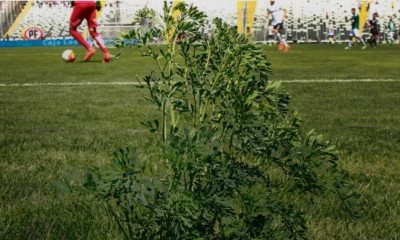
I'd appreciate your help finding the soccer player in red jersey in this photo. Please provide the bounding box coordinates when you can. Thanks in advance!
[69,0,111,63]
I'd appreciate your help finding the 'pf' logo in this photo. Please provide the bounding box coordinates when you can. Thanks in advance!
[22,26,45,40]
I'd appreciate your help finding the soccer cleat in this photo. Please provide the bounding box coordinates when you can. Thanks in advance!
[278,42,285,51]
[83,47,96,62]
[103,52,112,63]
[283,45,290,52]
[344,47,351,50]
[362,45,367,50]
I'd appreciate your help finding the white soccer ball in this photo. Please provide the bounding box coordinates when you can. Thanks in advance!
[62,49,76,62]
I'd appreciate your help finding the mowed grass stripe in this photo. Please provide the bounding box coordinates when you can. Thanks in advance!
[1,44,400,84]
[1,78,400,87]
[0,82,139,87]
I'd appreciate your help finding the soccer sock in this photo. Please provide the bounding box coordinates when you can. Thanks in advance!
[90,30,109,54]
[276,33,288,47]
[70,28,91,50]
[281,38,288,47]
[359,38,366,46]
[276,32,282,42]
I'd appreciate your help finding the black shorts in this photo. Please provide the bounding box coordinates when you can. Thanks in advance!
[273,23,284,31]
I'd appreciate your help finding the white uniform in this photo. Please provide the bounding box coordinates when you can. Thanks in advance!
[267,3,284,26]
[266,1,289,50]
[328,25,334,37]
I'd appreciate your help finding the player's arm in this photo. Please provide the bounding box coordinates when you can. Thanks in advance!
[281,8,287,22]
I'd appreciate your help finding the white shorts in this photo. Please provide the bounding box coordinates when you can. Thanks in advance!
[352,29,362,38]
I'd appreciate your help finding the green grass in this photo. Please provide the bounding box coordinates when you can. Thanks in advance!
[286,81,400,239]
[1,44,400,239]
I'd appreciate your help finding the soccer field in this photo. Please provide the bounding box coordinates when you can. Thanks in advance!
[1,44,400,239]
[1,44,400,84]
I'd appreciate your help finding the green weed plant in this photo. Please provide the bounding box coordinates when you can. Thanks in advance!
[60,2,360,239]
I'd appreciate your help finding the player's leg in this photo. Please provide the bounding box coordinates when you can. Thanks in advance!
[352,29,366,49]
[87,9,111,62]
[275,24,289,52]
[88,27,111,62]
[274,29,284,50]
[329,36,334,44]
[371,35,376,47]
[359,36,367,49]
[345,32,353,49]
[368,34,374,47]
[388,32,394,44]
[354,29,366,49]
[373,33,379,47]
[69,5,93,52]
[282,34,290,52]
[273,25,285,51]
[279,23,290,52]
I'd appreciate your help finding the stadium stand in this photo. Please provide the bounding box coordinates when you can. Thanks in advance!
[0,1,27,40]
[1,0,399,43]
[3,1,71,40]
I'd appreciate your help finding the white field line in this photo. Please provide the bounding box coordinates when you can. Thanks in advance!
[279,79,400,83]
[1,79,400,87]
[0,82,139,87]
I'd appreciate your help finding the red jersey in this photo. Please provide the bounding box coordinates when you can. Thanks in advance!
[74,0,96,3]
[70,1,98,28]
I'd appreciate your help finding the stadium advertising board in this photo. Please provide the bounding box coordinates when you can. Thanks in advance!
[0,38,80,48]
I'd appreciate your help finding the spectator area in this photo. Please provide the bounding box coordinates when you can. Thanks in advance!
[2,0,400,43]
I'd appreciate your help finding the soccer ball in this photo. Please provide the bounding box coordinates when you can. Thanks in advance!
[62,49,76,62]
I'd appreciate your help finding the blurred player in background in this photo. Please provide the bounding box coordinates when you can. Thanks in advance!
[345,8,367,50]
[368,12,380,48]
[266,0,290,52]
[69,0,111,63]
[387,16,395,44]
[267,25,275,46]
[327,23,335,44]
